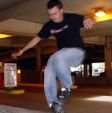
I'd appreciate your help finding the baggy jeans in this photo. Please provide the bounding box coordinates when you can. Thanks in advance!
[44,48,85,106]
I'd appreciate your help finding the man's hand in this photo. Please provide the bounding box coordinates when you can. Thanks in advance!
[83,17,95,29]
[12,50,23,59]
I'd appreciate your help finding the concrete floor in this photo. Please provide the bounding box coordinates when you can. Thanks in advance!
[0,85,112,113]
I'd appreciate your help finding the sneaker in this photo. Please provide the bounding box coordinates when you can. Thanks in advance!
[50,101,64,113]
[58,88,71,102]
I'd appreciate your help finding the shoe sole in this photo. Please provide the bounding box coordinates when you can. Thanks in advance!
[54,108,64,113]
[52,105,64,113]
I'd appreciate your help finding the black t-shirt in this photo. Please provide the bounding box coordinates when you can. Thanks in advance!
[37,13,84,49]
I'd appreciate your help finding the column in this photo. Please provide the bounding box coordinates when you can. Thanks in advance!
[104,36,112,80]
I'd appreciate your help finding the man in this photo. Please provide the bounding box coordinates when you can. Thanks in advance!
[12,0,95,113]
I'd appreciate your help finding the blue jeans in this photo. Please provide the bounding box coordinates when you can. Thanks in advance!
[44,48,85,106]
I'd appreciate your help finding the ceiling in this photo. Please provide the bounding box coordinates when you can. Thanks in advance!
[0,0,112,36]
[0,0,112,67]
[0,0,112,23]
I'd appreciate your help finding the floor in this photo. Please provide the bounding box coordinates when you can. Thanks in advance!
[0,84,112,113]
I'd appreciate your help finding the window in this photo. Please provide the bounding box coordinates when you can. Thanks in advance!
[92,62,105,76]
[70,65,84,76]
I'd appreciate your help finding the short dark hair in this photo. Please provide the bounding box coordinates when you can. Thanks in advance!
[47,0,63,9]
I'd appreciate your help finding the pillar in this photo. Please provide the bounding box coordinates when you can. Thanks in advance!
[104,36,112,80]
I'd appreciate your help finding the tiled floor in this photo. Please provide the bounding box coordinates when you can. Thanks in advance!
[0,85,112,113]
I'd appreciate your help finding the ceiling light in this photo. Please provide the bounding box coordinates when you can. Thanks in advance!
[17,69,21,74]
[95,8,106,17]
[95,10,106,17]
[93,8,112,22]
[0,33,12,38]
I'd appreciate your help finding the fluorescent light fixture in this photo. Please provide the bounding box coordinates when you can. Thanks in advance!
[0,33,12,38]
[95,14,112,22]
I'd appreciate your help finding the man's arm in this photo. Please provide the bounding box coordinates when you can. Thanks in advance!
[12,36,42,59]
[83,16,95,29]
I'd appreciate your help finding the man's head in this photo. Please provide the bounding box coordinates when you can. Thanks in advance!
[47,0,64,23]
[47,0,63,9]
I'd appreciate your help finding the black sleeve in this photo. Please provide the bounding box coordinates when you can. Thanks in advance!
[72,14,84,28]
[37,22,51,39]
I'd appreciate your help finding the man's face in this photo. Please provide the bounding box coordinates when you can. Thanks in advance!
[48,6,64,23]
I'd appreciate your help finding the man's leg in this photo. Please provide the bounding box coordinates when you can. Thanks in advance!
[44,56,59,106]
[53,48,85,101]
[44,54,64,113]
[44,48,85,112]
[54,48,85,88]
